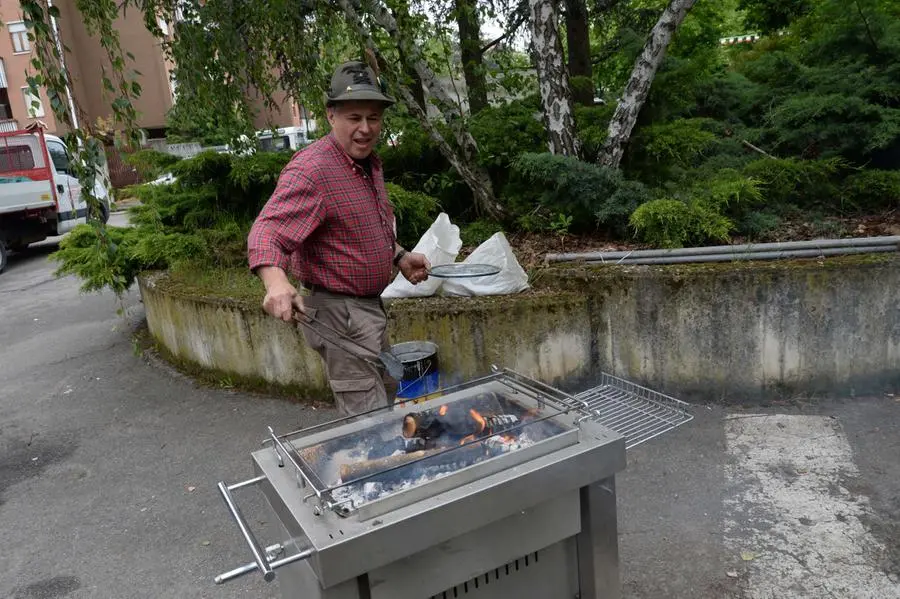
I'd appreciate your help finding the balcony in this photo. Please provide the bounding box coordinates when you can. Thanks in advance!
[0,119,20,133]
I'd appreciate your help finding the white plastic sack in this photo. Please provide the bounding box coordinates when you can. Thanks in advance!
[381,212,462,298]
[441,232,530,297]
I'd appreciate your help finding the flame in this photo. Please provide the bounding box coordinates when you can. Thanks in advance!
[438,405,448,416]
[469,409,487,434]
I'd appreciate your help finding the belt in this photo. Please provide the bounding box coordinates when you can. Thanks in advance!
[305,283,381,300]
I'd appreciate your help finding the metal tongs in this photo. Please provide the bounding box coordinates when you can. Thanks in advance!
[293,310,405,379]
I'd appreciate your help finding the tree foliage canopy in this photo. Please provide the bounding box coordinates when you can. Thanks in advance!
[20,0,900,297]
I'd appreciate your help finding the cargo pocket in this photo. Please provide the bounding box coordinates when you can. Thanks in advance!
[329,376,384,416]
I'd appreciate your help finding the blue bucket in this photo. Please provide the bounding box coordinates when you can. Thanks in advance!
[392,341,440,400]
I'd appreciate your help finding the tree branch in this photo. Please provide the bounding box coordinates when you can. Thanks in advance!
[854,0,879,54]
[479,0,529,54]
[333,0,504,218]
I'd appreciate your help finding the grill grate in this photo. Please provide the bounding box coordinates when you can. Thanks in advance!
[575,373,693,449]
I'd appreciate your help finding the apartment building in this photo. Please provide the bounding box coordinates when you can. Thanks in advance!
[0,0,304,141]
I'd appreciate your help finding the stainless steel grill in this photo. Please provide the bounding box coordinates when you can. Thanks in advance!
[213,367,692,599]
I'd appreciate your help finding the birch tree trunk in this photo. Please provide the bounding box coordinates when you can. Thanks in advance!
[598,0,697,169]
[529,0,580,156]
[336,0,504,219]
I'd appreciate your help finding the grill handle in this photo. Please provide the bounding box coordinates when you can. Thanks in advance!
[215,477,316,584]
[217,479,276,582]
[215,545,314,585]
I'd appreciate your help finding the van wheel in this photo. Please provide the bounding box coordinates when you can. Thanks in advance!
[99,201,110,224]
[89,202,110,224]
[0,241,7,274]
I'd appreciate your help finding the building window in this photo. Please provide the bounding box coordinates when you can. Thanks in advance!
[7,22,30,54]
[0,88,12,121]
[22,87,44,118]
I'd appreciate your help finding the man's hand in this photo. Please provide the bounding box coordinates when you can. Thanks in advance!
[258,266,304,322]
[399,252,431,285]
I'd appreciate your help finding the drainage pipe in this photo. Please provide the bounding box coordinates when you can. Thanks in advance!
[582,245,896,266]
[545,236,900,263]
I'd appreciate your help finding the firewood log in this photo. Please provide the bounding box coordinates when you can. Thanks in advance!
[402,392,510,440]
[339,449,441,482]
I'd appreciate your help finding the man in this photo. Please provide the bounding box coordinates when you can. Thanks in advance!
[247,60,431,416]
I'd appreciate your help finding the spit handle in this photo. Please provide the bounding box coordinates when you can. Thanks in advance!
[217,480,276,583]
[215,546,314,585]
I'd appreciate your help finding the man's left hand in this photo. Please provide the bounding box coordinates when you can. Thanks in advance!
[399,252,431,285]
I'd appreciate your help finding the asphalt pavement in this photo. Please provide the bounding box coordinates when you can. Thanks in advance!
[1,221,897,599]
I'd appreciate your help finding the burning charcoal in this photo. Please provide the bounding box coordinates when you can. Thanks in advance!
[482,435,522,455]
[403,437,427,452]
[363,482,383,501]
[366,437,406,460]
[484,414,519,432]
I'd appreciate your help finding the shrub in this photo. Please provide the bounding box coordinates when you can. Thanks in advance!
[627,118,718,183]
[569,76,595,105]
[574,104,615,161]
[461,220,504,246]
[51,225,142,294]
[741,157,845,209]
[169,150,233,189]
[841,169,900,212]
[630,168,764,247]
[385,183,440,248]
[124,149,182,181]
[691,71,766,124]
[468,97,547,171]
[736,210,783,240]
[630,199,733,248]
[51,149,293,294]
[50,224,208,293]
[506,153,652,234]
[765,93,894,162]
[379,125,447,193]
[229,151,292,192]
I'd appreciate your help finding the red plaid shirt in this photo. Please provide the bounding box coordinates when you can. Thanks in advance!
[248,133,397,297]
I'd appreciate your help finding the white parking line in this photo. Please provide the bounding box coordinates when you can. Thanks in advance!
[724,414,896,598]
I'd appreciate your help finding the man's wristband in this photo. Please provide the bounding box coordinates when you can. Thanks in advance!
[393,249,408,267]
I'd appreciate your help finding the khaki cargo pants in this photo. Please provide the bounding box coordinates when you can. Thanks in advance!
[300,289,398,416]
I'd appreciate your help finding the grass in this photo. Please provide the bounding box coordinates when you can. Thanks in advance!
[162,263,265,306]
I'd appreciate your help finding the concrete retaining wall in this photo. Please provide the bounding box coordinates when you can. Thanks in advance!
[139,272,591,399]
[140,254,900,403]
[539,254,900,401]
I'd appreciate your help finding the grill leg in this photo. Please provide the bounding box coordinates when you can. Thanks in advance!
[576,476,621,599]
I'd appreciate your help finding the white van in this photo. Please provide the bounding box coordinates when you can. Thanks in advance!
[0,125,110,272]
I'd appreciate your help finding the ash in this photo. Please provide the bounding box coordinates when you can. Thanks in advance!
[330,430,538,509]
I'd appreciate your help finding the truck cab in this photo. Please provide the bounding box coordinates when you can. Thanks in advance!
[0,126,110,272]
